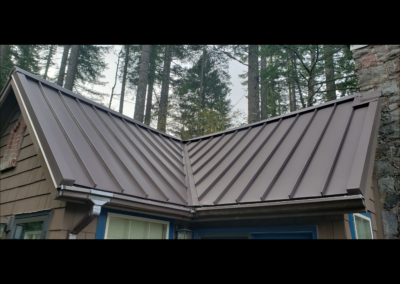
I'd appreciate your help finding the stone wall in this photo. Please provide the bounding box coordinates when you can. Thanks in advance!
[352,45,400,239]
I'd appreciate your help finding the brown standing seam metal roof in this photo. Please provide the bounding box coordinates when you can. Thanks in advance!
[1,67,381,209]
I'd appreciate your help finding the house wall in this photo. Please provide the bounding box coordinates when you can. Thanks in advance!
[190,214,349,239]
[0,101,67,239]
[343,173,383,239]
[352,45,400,239]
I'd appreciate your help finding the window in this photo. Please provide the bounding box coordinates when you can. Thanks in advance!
[105,213,169,239]
[9,211,51,239]
[353,213,373,239]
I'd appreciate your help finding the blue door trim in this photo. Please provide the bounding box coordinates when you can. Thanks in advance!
[348,212,371,239]
[95,208,175,239]
[194,225,318,239]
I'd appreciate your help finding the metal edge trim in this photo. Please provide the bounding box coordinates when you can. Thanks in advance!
[11,75,58,188]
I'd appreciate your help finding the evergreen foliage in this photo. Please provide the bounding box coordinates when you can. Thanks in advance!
[169,51,232,140]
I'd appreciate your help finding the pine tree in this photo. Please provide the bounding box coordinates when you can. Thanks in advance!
[57,45,71,87]
[157,45,173,132]
[134,45,151,122]
[170,50,232,139]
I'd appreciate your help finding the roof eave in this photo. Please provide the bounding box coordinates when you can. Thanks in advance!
[192,195,366,221]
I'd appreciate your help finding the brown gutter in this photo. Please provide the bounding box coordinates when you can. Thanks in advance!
[56,186,194,220]
[192,195,366,221]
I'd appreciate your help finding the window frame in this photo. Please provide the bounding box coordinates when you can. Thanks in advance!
[353,213,374,239]
[104,212,170,239]
[9,210,51,239]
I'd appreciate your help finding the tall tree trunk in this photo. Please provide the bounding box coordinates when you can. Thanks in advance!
[291,81,296,112]
[145,46,157,126]
[157,45,173,132]
[109,47,122,108]
[43,45,55,80]
[57,45,71,87]
[198,45,206,135]
[248,45,260,124]
[307,46,316,107]
[0,45,5,81]
[260,55,268,120]
[134,45,151,123]
[324,45,336,101]
[290,54,306,108]
[64,45,80,91]
[119,45,130,114]
[288,57,296,112]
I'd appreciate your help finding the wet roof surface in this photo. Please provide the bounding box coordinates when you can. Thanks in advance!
[2,68,381,208]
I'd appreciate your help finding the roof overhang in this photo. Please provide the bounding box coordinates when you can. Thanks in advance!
[1,67,382,220]
[192,195,366,222]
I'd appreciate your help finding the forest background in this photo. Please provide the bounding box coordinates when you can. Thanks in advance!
[0,45,359,140]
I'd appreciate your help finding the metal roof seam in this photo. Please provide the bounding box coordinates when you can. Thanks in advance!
[209,125,267,204]
[124,124,187,203]
[91,106,151,199]
[37,84,96,188]
[188,139,203,153]
[124,121,187,187]
[146,128,185,168]
[263,109,318,200]
[346,101,380,196]
[169,136,183,152]
[61,96,124,193]
[10,68,182,142]
[75,99,139,194]
[142,129,183,172]
[233,119,283,203]
[131,123,186,178]
[183,144,200,206]
[193,131,238,176]
[184,94,360,142]
[189,136,214,159]
[259,114,300,201]
[108,115,171,201]
[198,127,254,201]
[321,108,355,196]
[197,127,253,194]
[191,134,224,167]
[158,133,183,157]
[289,103,338,199]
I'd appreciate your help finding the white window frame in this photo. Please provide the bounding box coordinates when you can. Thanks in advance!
[104,212,170,239]
[353,213,374,239]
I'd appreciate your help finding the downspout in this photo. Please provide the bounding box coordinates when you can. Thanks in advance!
[68,195,109,239]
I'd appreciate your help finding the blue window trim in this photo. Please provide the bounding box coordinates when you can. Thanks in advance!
[348,212,372,239]
[95,208,175,239]
[194,225,318,239]
[8,210,52,239]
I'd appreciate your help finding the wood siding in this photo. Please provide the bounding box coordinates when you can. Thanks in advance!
[343,174,383,239]
[0,108,66,239]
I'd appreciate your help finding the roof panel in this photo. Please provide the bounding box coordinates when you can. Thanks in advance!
[244,112,315,202]
[324,106,368,196]
[5,68,381,210]
[271,106,334,199]
[294,101,354,198]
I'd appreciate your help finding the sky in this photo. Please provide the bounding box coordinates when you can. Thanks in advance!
[48,45,249,127]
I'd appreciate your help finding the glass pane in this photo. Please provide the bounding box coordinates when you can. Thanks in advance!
[363,219,372,239]
[107,216,130,239]
[148,223,165,239]
[355,215,372,239]
[129,219,149,239]
[14,221,44,239]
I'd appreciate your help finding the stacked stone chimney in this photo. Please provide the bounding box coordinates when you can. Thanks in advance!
[352,45,400,239]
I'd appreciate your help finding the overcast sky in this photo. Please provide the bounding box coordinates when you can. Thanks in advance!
[49,45,249,124]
